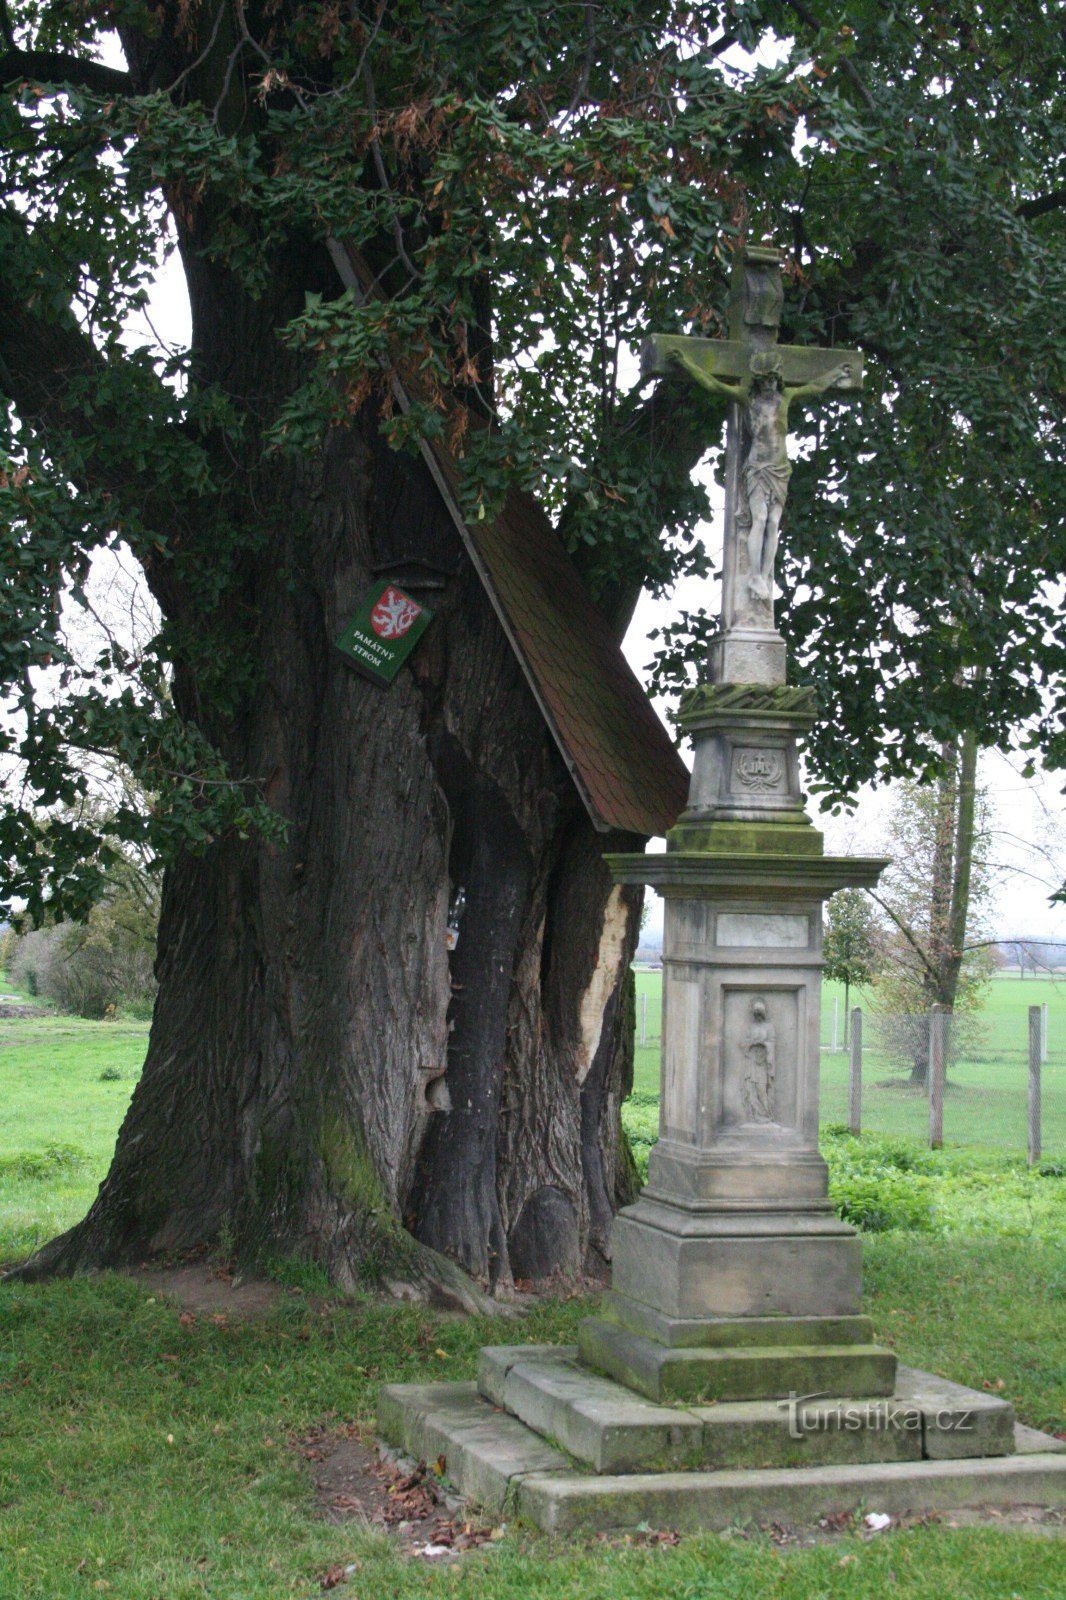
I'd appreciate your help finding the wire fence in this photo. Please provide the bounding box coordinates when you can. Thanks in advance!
[634,984,662,1050]
[818,1003,1064,1161]
[633,972,1064,1161]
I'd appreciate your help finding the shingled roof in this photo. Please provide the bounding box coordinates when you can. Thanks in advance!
[329,242,691,839]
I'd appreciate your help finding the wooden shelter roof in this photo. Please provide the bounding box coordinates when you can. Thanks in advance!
[330,243,690,838]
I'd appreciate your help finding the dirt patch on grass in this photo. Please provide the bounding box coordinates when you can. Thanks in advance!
[294,1421,503,1564]
[126,1260,283,1318]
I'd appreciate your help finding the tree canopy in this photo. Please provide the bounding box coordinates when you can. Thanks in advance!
[2,0,1064,919]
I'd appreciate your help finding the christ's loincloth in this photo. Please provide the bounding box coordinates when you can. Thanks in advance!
[743,458,792,504]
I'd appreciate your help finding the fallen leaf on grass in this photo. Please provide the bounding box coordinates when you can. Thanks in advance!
[818,1511,853,1532]
[595,1528,680,1548]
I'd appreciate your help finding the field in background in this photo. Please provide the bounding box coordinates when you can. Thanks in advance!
[0,981,144,1264]
[2,969,1063,1268]
[633,969,1065,1156]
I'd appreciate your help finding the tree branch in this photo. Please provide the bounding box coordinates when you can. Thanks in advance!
[1016,188,1066,221]
[0,215,195,617]
[0,47,133,97]
[868,890,942,987]
[783,0,876,112]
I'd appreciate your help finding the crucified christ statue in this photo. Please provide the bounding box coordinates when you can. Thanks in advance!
[672,347,853,603]
[643,246,862,652]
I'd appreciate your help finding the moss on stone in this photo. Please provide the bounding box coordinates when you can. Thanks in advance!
[666,820,824,857]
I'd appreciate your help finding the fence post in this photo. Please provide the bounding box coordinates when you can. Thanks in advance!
[928,1004,948,1150]
[848,1008,863,1135]
[639,992,647,1048]
[1040,1001,1048,1066]
[1029,1005,1042,1168]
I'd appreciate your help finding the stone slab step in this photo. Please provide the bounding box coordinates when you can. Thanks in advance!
[377,1378,1066,1534]
[477,1347,1015,1472]
[478,1346,704,1473]
[517,1452,1066,1534]
[376,1381,569,1514]
[579,1316,896,1403]
[601,1293,876,1349]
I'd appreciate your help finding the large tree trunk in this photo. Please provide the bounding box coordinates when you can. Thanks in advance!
[16,245,644,1302]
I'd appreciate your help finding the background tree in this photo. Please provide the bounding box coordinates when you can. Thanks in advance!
[9,799,160,1018]
[1,1,1063,1293]
[871,738,996,1083]
[822,888,883,1048]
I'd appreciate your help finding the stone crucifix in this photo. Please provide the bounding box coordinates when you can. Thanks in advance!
[643,244,862,680]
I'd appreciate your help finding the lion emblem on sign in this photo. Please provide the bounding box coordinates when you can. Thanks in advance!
[370,586,422,640]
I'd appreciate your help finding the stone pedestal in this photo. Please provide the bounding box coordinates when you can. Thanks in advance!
[375,646,1066,1529]
[598,679,890,1397]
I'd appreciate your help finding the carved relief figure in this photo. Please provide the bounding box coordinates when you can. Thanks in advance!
[742,995,776,1122]
[671,349,853,608]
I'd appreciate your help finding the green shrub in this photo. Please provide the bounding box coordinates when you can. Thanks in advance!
[623,1114,1064,1238]
[829,1169,937,1232]
[0,1143,87,1181]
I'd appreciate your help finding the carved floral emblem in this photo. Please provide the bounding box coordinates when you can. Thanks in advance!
[735,748,783,792]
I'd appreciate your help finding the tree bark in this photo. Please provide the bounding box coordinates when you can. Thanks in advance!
[12,270,643,1301]
[906,732,980,1086]
[943,729,979,1007]
[909,739,959,1084]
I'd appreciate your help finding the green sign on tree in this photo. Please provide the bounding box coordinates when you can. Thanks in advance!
[335,580,433,686]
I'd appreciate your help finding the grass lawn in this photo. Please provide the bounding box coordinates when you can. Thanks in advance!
[1,1248,1064,1600]
[0,992,145,1265]
[1,988,1064,1597]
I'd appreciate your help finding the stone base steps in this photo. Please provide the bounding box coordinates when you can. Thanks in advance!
[376,1368,1066,1534]
[519,1451,1066,1535]
[579,1316,897,1403]
[478,1345,1015,1474]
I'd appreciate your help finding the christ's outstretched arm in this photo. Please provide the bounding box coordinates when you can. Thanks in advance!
[671,350,750,402]
[788,361,853,405]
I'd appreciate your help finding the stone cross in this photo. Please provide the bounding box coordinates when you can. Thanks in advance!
[644,245,862,669]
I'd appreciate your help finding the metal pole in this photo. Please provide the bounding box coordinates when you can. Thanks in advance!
[929,1004,947,1150]
[848,1008,862,1135]
[1029,1005,1042,1168]
[1040,1001,1048,1066]
[639,992,647,1048]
